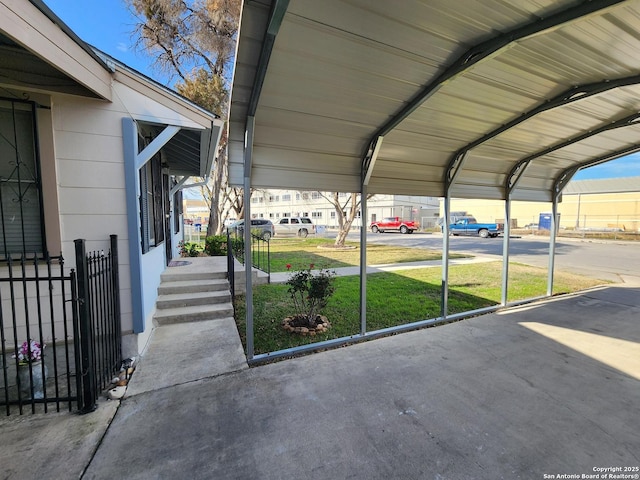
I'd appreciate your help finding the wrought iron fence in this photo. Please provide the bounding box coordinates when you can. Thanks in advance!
[226,230,271,296]
[74,236,122,413]
[0,235,121,415]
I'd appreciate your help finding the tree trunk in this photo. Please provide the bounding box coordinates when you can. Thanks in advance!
[335,228,349,246]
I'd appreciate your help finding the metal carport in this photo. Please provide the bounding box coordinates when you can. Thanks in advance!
[228,0,640,361]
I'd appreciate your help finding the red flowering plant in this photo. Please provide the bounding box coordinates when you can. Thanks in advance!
[285,263,336,330]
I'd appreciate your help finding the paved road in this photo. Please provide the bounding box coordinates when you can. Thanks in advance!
[351,231,639,283]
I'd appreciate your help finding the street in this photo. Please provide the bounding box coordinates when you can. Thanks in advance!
[350,231,639,283]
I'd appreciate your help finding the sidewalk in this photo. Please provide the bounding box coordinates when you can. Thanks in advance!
[269,254,500,283]
[1,257,638,479]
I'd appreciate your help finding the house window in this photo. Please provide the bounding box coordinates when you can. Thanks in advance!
[0,99,45,257]
[312,212,322,218]
[139,154,164,253]
[311,192,320,199]
[282,194,291,201]
[330,212,336,219]
[295,193,300,200]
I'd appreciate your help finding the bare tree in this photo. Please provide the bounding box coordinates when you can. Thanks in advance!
[319,193,375,247]
[127,0,241,235]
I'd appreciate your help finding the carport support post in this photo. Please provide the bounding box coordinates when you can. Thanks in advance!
[244,117,255,360]
[547,198,559,296]
[441,194,451,317]
[501,198,512,305]
[359,186,368,336]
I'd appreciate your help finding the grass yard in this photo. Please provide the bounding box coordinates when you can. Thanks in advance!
[234,261,605,355]
[267,237,466,272]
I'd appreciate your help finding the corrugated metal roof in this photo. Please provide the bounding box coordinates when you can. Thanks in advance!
[564,176,640,194]
[229,0,640,202]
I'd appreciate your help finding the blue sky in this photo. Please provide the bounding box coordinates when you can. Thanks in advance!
[44,1,640,181]
[45,0,173,85]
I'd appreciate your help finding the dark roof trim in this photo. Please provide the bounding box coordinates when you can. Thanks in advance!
[554,144,640,196]
[364,0,626,160]
[508,112,640,194]
[28,0,114,73]
[247,0,290,117]
[450,74,640,190]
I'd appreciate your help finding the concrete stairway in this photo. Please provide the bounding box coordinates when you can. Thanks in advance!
[127,257,248,397]
[153,267,234,325]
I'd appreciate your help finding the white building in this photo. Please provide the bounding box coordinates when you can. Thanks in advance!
[249,190,440,229]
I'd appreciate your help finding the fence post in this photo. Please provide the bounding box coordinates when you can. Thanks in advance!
[227,230,235,297]
[110,235,122,364]
[74,239,97,413]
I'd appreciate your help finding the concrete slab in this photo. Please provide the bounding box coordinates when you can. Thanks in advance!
[126,318,248,397]
[0,398,118,480]
[82,284,640,480]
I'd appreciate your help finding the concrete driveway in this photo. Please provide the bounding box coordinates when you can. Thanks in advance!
[77,283,639,479]
[1,269,638,479]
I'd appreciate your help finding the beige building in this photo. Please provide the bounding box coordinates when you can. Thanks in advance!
[443,177,640,232]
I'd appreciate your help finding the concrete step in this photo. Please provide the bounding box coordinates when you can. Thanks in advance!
[157,278,229,295]
[160,270,227,283]
[153,303,235,325]
[156,290,231,309]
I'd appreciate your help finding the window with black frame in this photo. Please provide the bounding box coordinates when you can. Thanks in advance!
[139,153,164,253]
[0,99,45,259]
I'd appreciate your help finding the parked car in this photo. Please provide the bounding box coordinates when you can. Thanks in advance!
[274,217,316,237]
[228,219,275,240]
[370,217,419,234]
[449,216,503,238]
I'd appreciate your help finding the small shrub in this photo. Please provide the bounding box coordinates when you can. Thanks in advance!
[204,235,227,256]
[178,240,201,257]
[286,263,336,327]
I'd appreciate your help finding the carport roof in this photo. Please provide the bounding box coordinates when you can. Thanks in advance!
[229,0,640,202]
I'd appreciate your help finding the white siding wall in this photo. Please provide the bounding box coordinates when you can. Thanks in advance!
[51,80,208,354]
[51,94,133,341]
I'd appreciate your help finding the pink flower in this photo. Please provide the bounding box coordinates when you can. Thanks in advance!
[286,264,292,270]
[13,339,44,364]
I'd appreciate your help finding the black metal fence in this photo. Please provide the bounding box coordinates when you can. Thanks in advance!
[226,230,271,296]
[0,235,121,415]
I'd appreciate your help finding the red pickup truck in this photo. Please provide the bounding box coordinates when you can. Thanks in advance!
[370,217,419,234]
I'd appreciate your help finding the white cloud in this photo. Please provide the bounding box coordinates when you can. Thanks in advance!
[116,42,128,52]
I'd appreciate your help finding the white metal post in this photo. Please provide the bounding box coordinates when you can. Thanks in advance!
[359,187,367,336]
[244,117,255,360]
[547,198,559,297]
[441,194,451,318]
[501,197,512,306]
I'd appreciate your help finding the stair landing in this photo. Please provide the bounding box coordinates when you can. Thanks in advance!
[128,256,247,396]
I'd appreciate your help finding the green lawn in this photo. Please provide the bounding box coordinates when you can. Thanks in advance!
[235,262,605,355]
[267,237,466,272]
